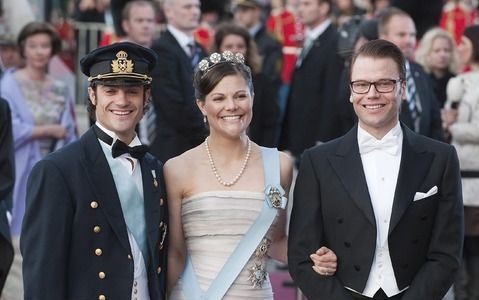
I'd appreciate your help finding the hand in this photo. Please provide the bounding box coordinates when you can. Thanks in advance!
[310,246,337,276]
[441,108,458,129]
[41,124,68,139]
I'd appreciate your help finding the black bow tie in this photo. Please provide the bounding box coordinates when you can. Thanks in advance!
[93,125,148,159]
[111,140,148,159]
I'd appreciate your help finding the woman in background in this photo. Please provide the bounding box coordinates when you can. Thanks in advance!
[0,21,77,299]
[416,27,459,108]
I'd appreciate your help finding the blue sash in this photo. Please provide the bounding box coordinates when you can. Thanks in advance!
[100,143,149,262]
[182,147,287,300]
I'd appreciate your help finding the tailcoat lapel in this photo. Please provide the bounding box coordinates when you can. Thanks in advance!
[329,125,376,226]
[80,128,131,254]
[140,156,161,256]
[389,125,434,234]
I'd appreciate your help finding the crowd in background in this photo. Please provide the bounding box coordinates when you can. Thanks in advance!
[0,0,479,299]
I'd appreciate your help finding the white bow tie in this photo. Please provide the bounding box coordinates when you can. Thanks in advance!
[358,135,399,155]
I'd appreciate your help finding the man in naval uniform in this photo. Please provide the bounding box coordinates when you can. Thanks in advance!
[21,42,168,300]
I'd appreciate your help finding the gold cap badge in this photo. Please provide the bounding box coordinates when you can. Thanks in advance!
[111,51,134,73]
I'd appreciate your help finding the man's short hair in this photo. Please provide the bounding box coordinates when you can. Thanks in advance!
[378,7,411,36]
[349,39,406,80]
[122,0,156,21]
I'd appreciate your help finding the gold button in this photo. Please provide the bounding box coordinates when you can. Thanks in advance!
[90,201,98,209]
[160,198,164,206]
[99,271,105,279]
[157,266,162,274]
[98,295,106,300]
[128,254,132,260]
[93,226,101,233]
[95,248,102,256]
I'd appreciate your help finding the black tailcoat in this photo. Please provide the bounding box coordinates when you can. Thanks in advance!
[288,124,463,299]
[21,128,168,300]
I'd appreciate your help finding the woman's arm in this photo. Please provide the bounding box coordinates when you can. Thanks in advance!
[268,151,293,263]
[164,157,188,294]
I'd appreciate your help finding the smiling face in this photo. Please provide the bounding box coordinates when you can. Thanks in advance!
[88,84,150,142]
[197,74,253,139]
[350,55,405,138]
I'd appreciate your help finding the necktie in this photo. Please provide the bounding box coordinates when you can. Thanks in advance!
[296,36,314,67]
[406,63,421,132]
[187,42,199,68]
[93,125,148,159]
[358,134,399,155]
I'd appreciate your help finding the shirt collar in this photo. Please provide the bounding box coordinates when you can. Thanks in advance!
[305,18,331,41]
[167,24,194,50]
[95,121,142,150]
[248,23,262,37]
[357,122,403,147]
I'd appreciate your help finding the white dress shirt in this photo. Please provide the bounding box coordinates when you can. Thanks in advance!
[95,122,150,300]
[304,18,331,43]
[167,24,195,57]
[357,122,406,297]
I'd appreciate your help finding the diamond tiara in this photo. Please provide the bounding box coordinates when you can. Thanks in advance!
[198,50,246,75]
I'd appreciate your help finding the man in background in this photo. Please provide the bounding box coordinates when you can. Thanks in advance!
[279,0,343,163]
[234,0,283,89]
[151,0,207,162]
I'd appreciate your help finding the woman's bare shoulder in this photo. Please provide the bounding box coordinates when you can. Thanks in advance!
[164,146,204,177]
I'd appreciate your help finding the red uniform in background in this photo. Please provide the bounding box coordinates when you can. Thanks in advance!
[267,8,303,85]
[440,0,479,45]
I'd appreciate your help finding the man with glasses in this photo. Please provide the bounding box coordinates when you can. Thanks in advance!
[288,39,463,300]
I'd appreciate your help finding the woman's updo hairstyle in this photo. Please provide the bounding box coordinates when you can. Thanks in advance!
[194,51,254,101]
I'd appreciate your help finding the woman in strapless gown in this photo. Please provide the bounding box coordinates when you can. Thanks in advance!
[164,51,337,299]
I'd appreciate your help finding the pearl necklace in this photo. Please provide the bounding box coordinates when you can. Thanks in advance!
[204,137,252,187]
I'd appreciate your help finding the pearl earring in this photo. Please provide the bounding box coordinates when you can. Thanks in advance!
[203,115,207,124]
[349,96,353,103]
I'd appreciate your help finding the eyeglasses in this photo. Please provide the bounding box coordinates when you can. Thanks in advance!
[350,79,403,94]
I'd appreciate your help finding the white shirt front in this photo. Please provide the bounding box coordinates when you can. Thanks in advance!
[167,24,195,57]
[95,122,150,300]
[304,18,331,42]
[357,123,405,297]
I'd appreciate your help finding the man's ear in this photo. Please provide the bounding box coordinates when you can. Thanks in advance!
[88,87,96,105]
[145,88,152,103]
[122,19,131,37]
